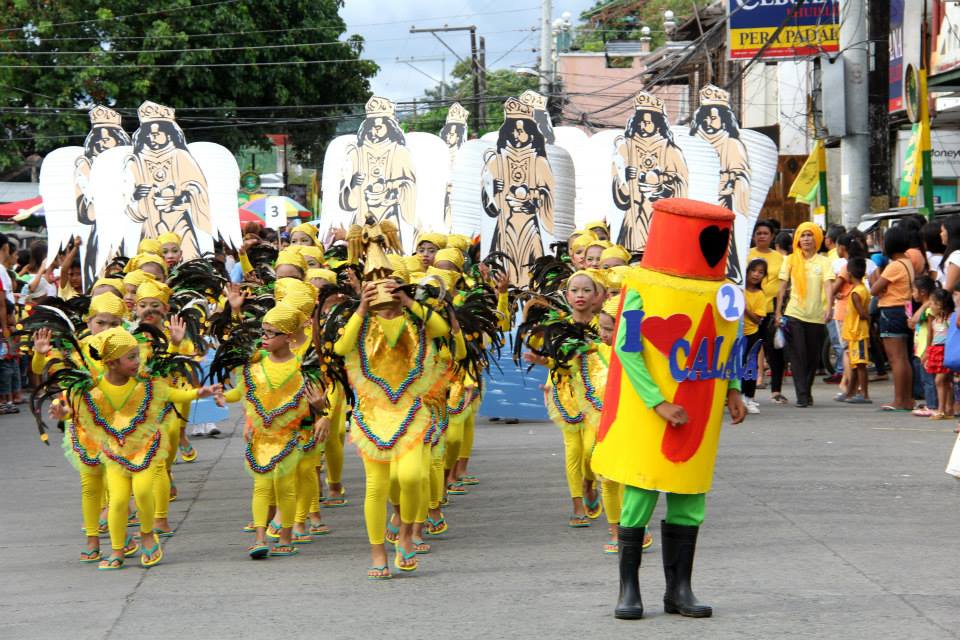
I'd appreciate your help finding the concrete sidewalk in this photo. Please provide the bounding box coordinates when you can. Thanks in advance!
[1,381,958,639]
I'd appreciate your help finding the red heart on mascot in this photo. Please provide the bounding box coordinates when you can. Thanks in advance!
[641,314,692,356]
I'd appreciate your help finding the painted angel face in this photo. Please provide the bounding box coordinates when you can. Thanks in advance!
[701,107,723,135]
[95,128,118,153]
[146,123,170,150]
[369,118,388,142]
[444,128,460,147]
[510,120,531,146]
[637,112,657,138]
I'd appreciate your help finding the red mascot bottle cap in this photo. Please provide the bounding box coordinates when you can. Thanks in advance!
[641,198,735,281]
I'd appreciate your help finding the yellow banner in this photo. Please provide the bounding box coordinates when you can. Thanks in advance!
[788,140,822,203]
[730,25,839,58]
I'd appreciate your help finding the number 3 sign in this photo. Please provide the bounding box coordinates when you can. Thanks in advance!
[265,196,286,230]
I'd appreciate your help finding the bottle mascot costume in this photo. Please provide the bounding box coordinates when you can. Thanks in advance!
[591,198,748,620]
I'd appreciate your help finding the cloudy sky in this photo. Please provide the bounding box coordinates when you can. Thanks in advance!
[340,0,595,101]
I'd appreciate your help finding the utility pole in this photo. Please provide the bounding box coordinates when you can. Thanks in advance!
[839,0,870,226]
[478,36,487,131]
[410,24,481,133]
[539,0,553,94]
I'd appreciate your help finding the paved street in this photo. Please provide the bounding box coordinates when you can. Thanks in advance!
[2,380,958,640]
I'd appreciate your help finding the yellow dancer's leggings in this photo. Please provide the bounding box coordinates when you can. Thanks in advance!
[362,442,424,545]
[79,463,106,537]
[561,428,597,499]
[417,444,432,524]
[429,446,445,510]
[295,448,322,524]
[153,421,181,520]
[444,411,469,471]
[324,392,346,487]
[252,469,297,529]
[458,412,476,462]
[105,463,157,551]
[601,479,624,525]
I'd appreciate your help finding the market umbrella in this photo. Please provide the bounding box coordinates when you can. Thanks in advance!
[0,196,43,220]
[238,207,262,224]
[240,195,311,219]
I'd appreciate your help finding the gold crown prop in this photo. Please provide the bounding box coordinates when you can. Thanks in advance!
[519,90,547,111]
[504,97,535,119]
[365,96,396,119]
[699,84,730,107]
[137,101,176,123]
[633,92,665,114]
[89,105,122,127]
[446,102,469,125]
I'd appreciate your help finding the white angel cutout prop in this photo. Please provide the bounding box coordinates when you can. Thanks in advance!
[40,146,86,272]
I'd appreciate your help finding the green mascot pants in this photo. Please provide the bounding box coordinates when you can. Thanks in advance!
[619,486,705,528]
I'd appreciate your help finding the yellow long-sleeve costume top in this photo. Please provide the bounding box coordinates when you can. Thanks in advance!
[291,327,322,455]
[424,327,466,448]
[334,302,450,462]
[221,353,311,477]
[32,338,105,470]
[77,377,197,474]
[539,317,602,433]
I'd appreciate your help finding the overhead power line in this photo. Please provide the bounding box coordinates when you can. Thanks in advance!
[3,0,242,34]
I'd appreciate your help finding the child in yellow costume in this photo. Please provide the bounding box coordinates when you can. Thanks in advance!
[29,294,126,563]
[132,279,197,536]
[214,303,328,559]
[592,199,746,620]
[44,327,217,570]
[266,279,332,544]
[522,270,605,528]
[332,278,451,579]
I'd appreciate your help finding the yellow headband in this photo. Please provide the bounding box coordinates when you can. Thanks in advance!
[600,245,631,264]
[291,223,320,245]
[571,231,598,252]
[122,269,156,288]
[387,255,410,283]
[601,294,621,317]
[275,248,307,274]
[403,255,425,273]
[124,253,168,275]
[567,269,605,291]
[135,280,172,304]
[417,232,447,250]
[585,220,609,234]
[137,238,162,256]
[92,277,124,296]
[307,268,337,286]
[586,239,612,252]
[434,247,465,271]
[446,234,470,252]
[89,326,138,362]
[263,303,307,335]
[275,277,318,315]
[425,265,459,293]
[298,245,324,266]
[157,232,181,247]
[87,292,128,319]
[603,265,631,290]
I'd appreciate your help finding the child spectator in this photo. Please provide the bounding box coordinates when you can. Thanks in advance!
[909,276,938,416]
[840,258,872,403]
[923,288,955,420]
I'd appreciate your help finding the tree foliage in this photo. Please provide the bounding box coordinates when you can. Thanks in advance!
[0,0,376,176]
[405,59,539,137]
[572,0,714,52]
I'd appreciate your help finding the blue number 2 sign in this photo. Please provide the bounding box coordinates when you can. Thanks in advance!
[716,283,744,322]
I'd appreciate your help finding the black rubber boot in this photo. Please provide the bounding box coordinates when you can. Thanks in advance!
[614,526,645,619]
[661,521,712,618]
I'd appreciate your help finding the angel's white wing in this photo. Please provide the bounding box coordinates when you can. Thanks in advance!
[188,142,241,253]
[405,131,449,234]
[39,146,84,267]
[736,129,779,277]
[90,145,139,277]
[317,135,355,239]
[448,139,490,242]
[552,126,591,228]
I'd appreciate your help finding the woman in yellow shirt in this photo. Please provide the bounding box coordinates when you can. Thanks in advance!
[776,223,836,408]
[748,220,786,403]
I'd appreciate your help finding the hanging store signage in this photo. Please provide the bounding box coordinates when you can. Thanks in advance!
[727,0,840,61]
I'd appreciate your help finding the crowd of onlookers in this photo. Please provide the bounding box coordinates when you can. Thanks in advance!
[743,214,960,430]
